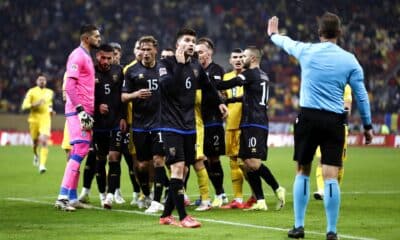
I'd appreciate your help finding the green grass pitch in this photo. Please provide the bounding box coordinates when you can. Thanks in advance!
[0,146,399,240]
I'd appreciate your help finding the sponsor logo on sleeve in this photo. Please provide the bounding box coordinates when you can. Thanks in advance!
[159,67,167,76]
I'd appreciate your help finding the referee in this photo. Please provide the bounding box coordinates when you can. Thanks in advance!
[268,13,373,240]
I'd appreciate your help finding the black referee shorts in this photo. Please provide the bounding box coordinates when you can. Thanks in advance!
[293,107,346,167]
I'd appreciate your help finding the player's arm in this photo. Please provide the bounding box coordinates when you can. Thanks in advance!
[65,55,93,129]
[158,56,185,90]
[121,69,151,102]
[210,66,227,98]
[117,69,128,132]
[215,69,255,90]
[21,89,33,111]
[49,90,56,115]
[348,61,373,143]
[199,67,228,118]
[95,79,109,115]
[225,96,243,104]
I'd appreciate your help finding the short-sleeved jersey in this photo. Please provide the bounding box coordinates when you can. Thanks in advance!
[65,46,95,115]
[223,71,243,130]
[21,86,54,123]
[94,64,126,129]
[122,61,161,130]
[202,62,225,125]
[158,56,222,133]
[239,68,270,130]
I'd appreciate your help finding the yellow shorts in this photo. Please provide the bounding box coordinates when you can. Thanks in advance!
[61,121,71,150]
[315,126,348,162]
[29,118,51,140]
[225,129,241,157]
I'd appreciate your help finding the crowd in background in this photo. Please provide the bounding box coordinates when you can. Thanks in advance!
[1,0,399,121]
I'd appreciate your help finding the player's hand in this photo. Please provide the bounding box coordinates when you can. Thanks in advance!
[219,104,229,119]
[133,89,152,99]
[267,16,279,36]
[76,105,94,130]
[120,119,127,133]
[32,99,45,108]
[176,45,186,64]
[99,104,109,114]
[364,129,373,144]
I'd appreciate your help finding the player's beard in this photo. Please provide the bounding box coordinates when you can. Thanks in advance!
[99,63,110,71]
[90,42,100,50]
[243,60,250,69]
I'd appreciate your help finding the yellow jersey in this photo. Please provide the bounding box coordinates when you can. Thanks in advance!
[21,86,54,123]
[223,71,243,130]
[123,60,138,125]
[343,84,352,104]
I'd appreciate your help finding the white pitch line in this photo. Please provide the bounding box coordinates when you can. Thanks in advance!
[5,197,377,240]
[30,190,400,200]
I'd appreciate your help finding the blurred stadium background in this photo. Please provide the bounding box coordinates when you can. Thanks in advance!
[0,0,399,146]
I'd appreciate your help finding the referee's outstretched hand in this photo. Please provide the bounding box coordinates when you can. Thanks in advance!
[267,16,279,37]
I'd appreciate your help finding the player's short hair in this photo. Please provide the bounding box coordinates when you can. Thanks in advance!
[80,24,99,36]
[109,42,122,50]
[231,48,243,54]
[245,46,261,61]
[138,35,158,48]
[163,47,175,52]
[176,27,196,43]
[98,44,114,52]
[36,73,47,79]
[198,37,214,50]
[318,12,341,39]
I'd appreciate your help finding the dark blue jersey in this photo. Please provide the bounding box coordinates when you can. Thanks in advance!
[216,67,270,130]
[94,64,126,130]
[158,56,222,133]
[122,61,161,130]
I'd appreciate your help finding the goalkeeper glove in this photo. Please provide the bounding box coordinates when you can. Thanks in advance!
[76,105,94,130]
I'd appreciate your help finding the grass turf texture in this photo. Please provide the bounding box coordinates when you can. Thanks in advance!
[0,146,399,240]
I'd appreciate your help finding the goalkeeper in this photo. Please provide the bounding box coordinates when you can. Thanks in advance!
[55,24,101,211]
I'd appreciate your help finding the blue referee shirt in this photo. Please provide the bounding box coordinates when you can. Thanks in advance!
[271,34,372,126]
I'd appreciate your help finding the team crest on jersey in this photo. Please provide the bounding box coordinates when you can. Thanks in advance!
[95,78,99,83]
[139,74,144,79]
[113,74,118,82]
[169,147,176,157]
[81,131,87,137]
[193,69,199,78]
[159,68,167,76]
[70,64,78,72]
